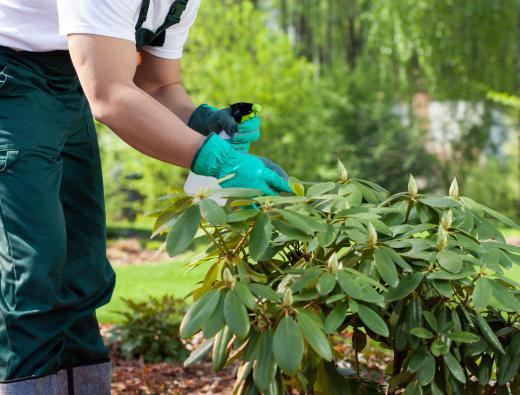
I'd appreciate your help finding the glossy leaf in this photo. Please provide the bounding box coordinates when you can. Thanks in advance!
[180,289,221,339]
[199,199,227,226]
[296,310,333,361]
[385,273,424,302]
[443,352,466,383]
[374,248,399,287]
[224,289,250,339]
[249,213,272,261]
[273,316,304,374]
[166,204,200,256]
[357,304,389,337]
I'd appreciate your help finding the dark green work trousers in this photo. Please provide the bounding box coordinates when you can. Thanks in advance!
[0,46,115,380]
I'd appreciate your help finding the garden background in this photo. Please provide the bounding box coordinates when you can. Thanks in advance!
[97,1,520,393]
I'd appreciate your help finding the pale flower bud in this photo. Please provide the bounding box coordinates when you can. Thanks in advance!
[408,174,418,197]
[283,288,293,307]
[437,227,448,250]
[367,222,378,247]
[441,210,453,230]
[223,267,235,285]
[449,178,459,199]
[337,159,349,183]
[328,253,339,273]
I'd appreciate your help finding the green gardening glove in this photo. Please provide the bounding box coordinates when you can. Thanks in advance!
[192,133,292,196]
[188,104,261,152]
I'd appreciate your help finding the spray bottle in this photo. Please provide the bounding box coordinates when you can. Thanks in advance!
[184,102,262,204]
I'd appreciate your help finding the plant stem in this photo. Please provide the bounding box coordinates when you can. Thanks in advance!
[200,224,227,256]
[214,226,231,256]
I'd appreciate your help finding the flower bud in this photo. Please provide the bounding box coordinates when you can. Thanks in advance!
[449,178,459,199]
[408,174,418,196]
[367,222,378,247]
[441,210,453,230]
[437,227,448,250]
[223,267,235,285]
[328,253,339,273]
[337,159,349,183]
[283,288,293,307]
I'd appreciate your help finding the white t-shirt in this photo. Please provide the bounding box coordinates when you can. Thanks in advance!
[0,0,201,59]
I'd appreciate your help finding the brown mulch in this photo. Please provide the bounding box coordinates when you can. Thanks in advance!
[104,323,391,395]
[107,238,169,266]
[103,325,236,395]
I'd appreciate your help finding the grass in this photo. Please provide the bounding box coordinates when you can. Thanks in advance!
[97,258,211,324]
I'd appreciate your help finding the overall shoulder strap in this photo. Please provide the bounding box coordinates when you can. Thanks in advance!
[135,0,190,48]
[155,0,189,36]
[136,0,151,30]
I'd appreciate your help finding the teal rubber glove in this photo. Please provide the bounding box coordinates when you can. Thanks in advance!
[192,134,292,196]
[258,157,289,181]
[188,104,261,152]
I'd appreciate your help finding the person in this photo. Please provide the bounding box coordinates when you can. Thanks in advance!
[0,0,291,393]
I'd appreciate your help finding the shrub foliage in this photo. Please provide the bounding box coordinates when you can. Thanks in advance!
[108,296,189,363]
[156,161,520,394]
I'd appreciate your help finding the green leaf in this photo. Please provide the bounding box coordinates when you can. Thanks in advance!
[199,199,226,226]
[316,272,336,296]
[404,380,423,395]
[417,353,436,385]
[324,303,347,334]
[296,309,333,361]
[407,347,428,372]
[249,284,282,302]
[489,280,520,312]
[431,338,449,357]
[478,354,493,384]
[224,289,250,339]
[446,330,480,344]
[410,327,434,339]
[273,316,304,374]
[277,209,326,234]
[253,329,277,392]
[272,220,312,241]
[420,196,458,208]
[211,188,263,198]
[183,339,214,367]
[227,209,259,223]
[180,289,221,338]
[307,182,336,197]
[234,282,257,311]
[443,352,466,384]
[437,250,463,273]
[475,315,505,354]
[374,248,399,287]
[385,273,424,302]
[166,204,200,256]
[422,310,439,332]
[249,213,272,261]
[337,271,384,304]
[357,304,389,337]
[317,224,337,247]
[383,246,413,272]
[430,382,443,395]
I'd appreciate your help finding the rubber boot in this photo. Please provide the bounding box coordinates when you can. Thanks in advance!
[0,374,57,394]
[56,361,111,395]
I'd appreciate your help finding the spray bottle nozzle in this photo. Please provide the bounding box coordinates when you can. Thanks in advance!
[230,102,262,123]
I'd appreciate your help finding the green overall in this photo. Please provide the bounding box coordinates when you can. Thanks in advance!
[0,0,189,381]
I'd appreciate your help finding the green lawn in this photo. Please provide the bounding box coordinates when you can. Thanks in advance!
[97,259,211,323]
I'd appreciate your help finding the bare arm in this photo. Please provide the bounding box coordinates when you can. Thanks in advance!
[67,34,205,168]
[134,51,196,124]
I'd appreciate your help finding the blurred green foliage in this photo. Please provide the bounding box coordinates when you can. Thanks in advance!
[99,0,520,223]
